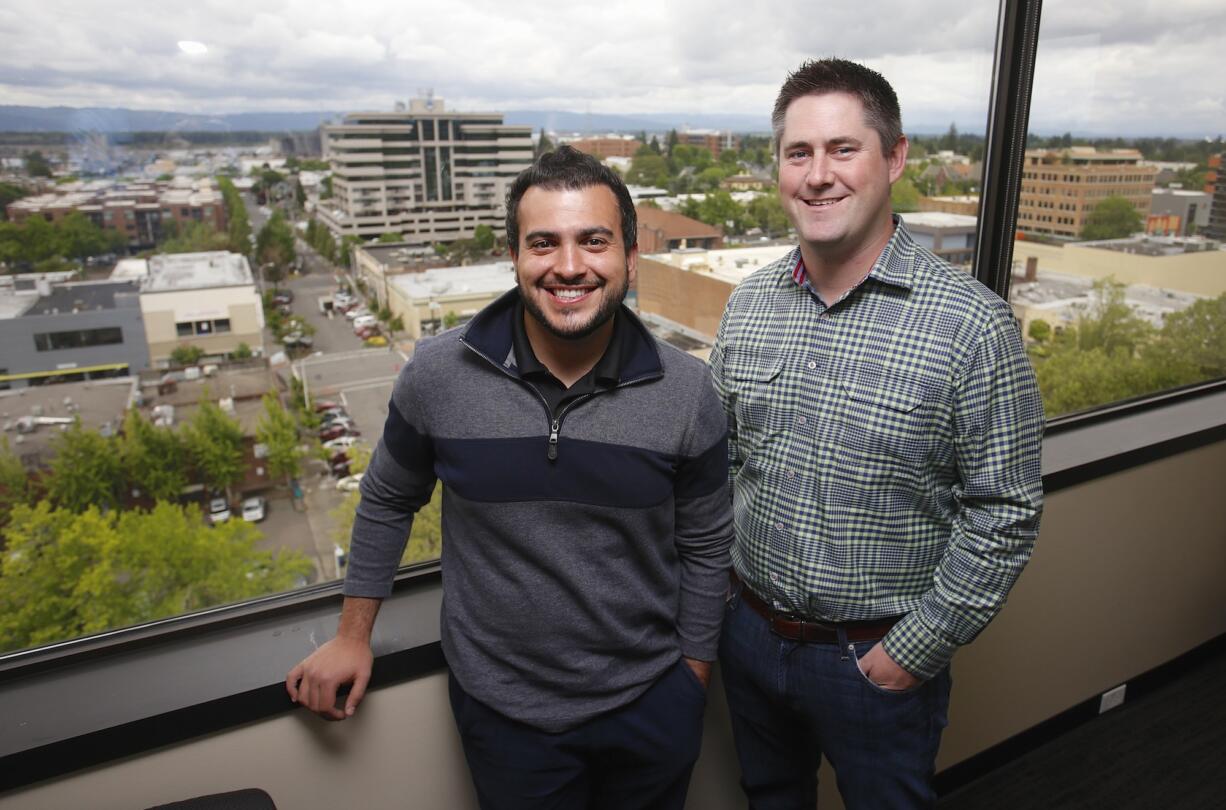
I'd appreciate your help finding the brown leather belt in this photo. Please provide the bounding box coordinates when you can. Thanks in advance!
[731,570,900,644]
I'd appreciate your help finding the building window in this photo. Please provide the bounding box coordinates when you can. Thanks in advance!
[214,318,231,333]
[33,327,124,351]
[176,322,194,337]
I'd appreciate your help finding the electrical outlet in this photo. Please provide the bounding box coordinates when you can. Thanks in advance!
[1099,684,1126,713]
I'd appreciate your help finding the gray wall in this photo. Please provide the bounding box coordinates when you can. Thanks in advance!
[0,291,149,388]
[4,438,1224,810]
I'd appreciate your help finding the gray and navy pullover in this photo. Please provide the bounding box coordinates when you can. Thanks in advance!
[344,290,734,732]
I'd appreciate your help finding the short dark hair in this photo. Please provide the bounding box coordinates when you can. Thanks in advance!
[505,145,637,253]
[771,58,903,156]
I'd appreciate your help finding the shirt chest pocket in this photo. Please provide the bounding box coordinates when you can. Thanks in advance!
[836,362,935,468]
[722,348,787,440]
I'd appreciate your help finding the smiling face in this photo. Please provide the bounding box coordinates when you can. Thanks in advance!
[778,92,907,266]
[512,184,637,343]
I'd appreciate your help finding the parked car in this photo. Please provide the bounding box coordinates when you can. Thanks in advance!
[241,496,266,523]
[336,474,364,492]
[208,497,231,525]
[316,423,357,441]
[319,410,350,426]
[271,290,294,305]
[328,450,350,466]
[322,436,360,452]
[282,333,314,348]
[364,335,389,348]
[345,307,371,321]
[330,460,351,478]
[314,400,341,413]
[354,325,381,340]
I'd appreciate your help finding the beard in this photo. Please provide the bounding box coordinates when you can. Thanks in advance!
[517,271,630,341]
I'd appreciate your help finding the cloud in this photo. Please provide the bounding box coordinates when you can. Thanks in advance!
[0,0,1222,136]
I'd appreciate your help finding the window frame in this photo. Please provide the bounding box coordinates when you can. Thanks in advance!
[4,0,1226,791]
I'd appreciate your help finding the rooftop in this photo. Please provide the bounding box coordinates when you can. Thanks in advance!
[900,211,979,229]
[142,252,254,293]
[1010,267,1205,327]
[644,244,795,286]
[1079,234,1222,257]
[389,261,516,300]
[0,376,136,466]
[636,206,723,239]
[25,281,140,316]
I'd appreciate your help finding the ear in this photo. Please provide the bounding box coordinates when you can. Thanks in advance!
[887,135,909,185]
[626,243,638,287]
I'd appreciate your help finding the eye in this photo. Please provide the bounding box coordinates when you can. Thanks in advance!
[833,146,856,157]
[786,149,809,161]
[584,236,610,248]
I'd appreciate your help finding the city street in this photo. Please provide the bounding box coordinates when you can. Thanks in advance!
[245,212,410,583]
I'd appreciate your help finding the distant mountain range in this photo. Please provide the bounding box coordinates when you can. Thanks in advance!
[0,104,775,135]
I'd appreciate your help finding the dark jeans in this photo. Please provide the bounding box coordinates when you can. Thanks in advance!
[448,659,707,810]
[719,587,952,810]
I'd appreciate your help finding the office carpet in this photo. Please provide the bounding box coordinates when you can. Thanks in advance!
[938,644,1226,809]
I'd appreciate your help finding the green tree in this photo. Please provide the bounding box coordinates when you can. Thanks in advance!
[256,393,304,487]
[0,182,27,219]
[1027,319,1052,344]
[697,191,747,233]
[1074,278,1153,355]
[473,224,495,251]
[1081,196,1143,240]
[256,209,296,288]
[24,150,52,178]
[0,501,312,653]
[170,344,206,366]
[181,401,245,499]
[747,192,790,236]
[626,150,670,188]
[0,437,32,528]
[378,232,403,243]
[57,210,125,259]
[1146,293,1226,381]
[121,409,187,503]
[231,342,253,360]
[44,420,123,513]
[330,481,442,568]
[891,177,922,212]
[160,221,230,254]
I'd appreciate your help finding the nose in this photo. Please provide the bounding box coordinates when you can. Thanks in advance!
[805,153,833,188]
[555,243,585,280]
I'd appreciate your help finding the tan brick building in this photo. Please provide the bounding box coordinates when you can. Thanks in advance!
[568,137,642,159]
[5,181,226,250]
[1016,148,1156,238]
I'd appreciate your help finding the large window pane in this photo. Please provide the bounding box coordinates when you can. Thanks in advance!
[1016,3,1226,419]
[1,1,1007,654]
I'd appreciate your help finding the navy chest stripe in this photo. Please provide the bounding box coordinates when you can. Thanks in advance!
[432,435,677,508]
[382,400,434,473]
[675,434,729,501]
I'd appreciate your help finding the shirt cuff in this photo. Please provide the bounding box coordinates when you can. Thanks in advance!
[881,612,959,681]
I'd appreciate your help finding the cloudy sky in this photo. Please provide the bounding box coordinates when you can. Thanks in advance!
[1,0,1223,137]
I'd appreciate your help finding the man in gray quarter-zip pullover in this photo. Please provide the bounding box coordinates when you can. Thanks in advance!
[287,146,734,810]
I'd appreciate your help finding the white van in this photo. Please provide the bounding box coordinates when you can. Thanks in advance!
[353,314,378,331]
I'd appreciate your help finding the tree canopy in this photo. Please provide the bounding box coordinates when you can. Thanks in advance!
[1080,196,1143,241]
[0,501,311,653]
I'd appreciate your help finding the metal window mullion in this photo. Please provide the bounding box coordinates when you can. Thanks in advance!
[973,0,1044,299]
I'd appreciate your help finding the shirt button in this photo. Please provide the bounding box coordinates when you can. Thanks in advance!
[775,522,785,532]
[807,360,817,370]
[769,572,779,583]
[798,415,807,426]
[786,470,795,479]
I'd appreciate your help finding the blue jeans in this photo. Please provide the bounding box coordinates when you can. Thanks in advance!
[719,587,951,810]
[448,659,707,810]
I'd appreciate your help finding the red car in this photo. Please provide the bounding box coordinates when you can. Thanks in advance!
[355,325,381,340]
[318,425,361,442]
[314,400,341,413]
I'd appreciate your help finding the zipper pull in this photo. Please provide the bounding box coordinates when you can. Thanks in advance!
[547,419,559,461]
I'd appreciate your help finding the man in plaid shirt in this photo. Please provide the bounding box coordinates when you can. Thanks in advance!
[710,58,1044,808]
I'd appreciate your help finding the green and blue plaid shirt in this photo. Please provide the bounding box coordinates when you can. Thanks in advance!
[710,217,1044,679]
